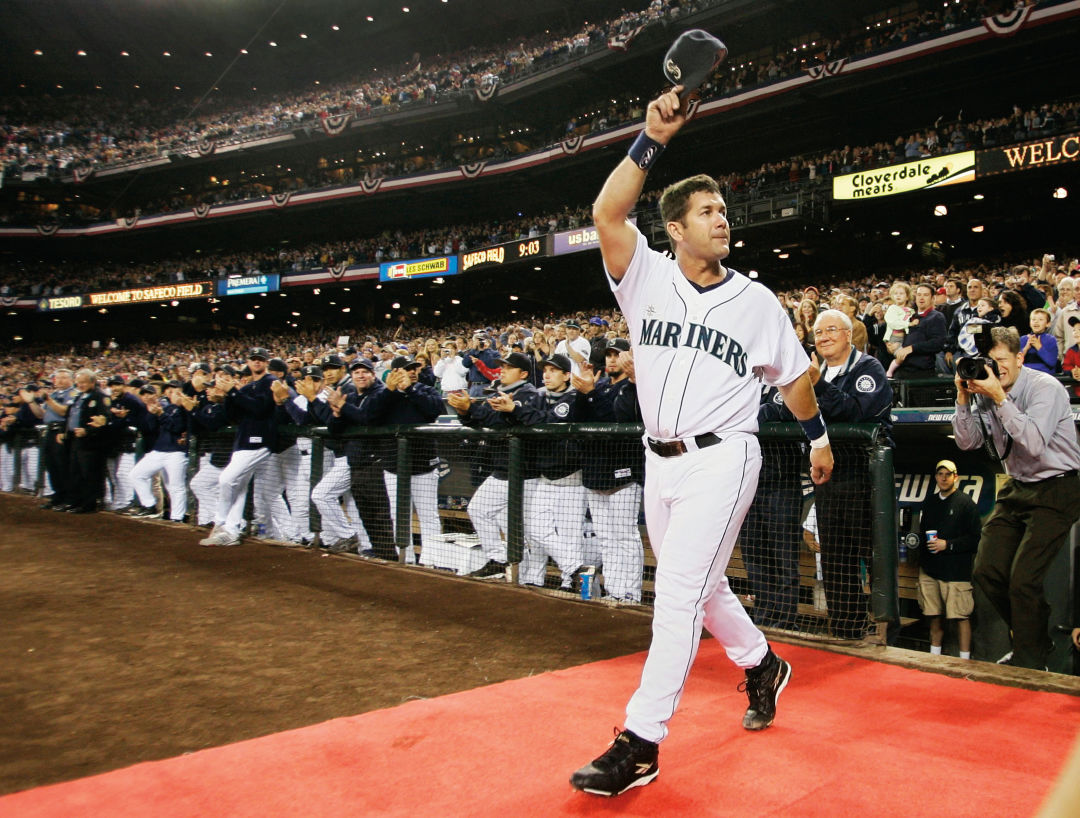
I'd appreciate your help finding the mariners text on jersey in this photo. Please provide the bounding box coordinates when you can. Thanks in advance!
[638,319,747,376]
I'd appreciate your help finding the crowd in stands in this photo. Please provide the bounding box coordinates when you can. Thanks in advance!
[3,85,1076,297]
[1,0,1026,186]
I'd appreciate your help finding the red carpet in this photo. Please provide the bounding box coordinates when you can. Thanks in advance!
[3,644,1077,818]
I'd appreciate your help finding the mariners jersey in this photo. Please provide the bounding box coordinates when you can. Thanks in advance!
[225,374,278,451]
[609,227,809,440]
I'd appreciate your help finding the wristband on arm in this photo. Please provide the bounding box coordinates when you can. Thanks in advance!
[628,132,665,171]
[799,412,830,449]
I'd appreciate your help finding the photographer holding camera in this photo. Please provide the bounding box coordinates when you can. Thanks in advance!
[952,325,1080,669]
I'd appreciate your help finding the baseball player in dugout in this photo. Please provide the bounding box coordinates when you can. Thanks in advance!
[570,45,834,796]
[952,325,1080,670]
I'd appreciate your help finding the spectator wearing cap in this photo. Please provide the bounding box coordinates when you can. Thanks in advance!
[129,381,190,521]
[1019,308,1058,375]
[103,374,143,512]
[199,347,278,546]
[555,321,592,376]
[517,353,587,590]
[915,459,981,659]
[461,332,500,397]
[572,338,645,603]
[329,356,397,559]
[304,354,366,552]
[447,350,544,579]
[585,317,611,369]
[382,356,445,563]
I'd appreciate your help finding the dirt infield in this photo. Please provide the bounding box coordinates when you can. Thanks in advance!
[0,494,653,795]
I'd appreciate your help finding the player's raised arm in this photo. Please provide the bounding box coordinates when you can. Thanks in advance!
[593,86,687,280]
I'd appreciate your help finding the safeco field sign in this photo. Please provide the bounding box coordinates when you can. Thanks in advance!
[832,151,975,200]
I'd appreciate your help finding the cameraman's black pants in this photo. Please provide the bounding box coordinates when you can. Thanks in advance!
[973,473,1080,669]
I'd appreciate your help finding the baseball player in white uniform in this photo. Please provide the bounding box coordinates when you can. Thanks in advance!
[571,85,834,797]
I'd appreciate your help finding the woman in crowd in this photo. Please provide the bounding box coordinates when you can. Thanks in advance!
[998,289,1030,336]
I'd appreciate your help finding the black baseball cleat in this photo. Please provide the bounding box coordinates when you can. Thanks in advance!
[739,649,791,731]
[130,505,162,519]
[467,559,507,579]
[571,728,659,797]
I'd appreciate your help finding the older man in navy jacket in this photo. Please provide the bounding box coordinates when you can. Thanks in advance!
[756,309,893,639]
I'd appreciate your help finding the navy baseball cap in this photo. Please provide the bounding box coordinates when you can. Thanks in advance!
[300,365,324,379]
[498,352,532,372]
[344,347,358,356]
[165,379,183,389]
[349,357,375,372]
[391,356,422,370]
[606,338,631,353]
[106,376,125,386]
[543,353,572,373]
[320,354,345,369]
[138,386,157,396]
[564,321,581,330]
[267,357,288,373]
[128,377,147,388]
[190,362,213,374]
[239,365,252,377]
[247,347,270,361]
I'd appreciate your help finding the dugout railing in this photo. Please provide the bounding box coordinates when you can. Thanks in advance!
[2,421,897,642]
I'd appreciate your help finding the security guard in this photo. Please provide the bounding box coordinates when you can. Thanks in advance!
[63,369,112,513]
[34,369,77,509]
[572,339,646,603]
[329,357,396,559]
[447,351,544,579]
[382,356,445,563]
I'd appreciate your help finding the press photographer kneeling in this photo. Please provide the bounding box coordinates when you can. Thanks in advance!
[952,325,1080,670]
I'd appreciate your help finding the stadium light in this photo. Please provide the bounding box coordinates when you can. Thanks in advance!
[934,205,947,216]
[1053,187,1068,199]
[971,225,985,233]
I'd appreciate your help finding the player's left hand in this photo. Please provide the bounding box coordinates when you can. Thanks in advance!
[809,444,833,485]
[571,365,596,394]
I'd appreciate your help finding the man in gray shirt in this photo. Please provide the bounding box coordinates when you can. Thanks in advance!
[952,326,1080,669]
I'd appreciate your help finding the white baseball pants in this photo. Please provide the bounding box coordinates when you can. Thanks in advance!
[624,434,767,744]
[520,474,587,587]
[190,455,222,525]
[588,482,644,602]
[216,448,270,536]
[467,475,509,563]
[384,469,441,560]
[131,450,188,520]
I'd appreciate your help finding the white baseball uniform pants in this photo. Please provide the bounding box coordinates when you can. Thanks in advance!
[384,469,441,561]
[467,475,509,563]
[0,444,13,492]
[311,453,371,547]
[588,483,644,602]
[0,441,39,493]
[216,448,270,537]
[131,450,188,520]
[105,451,136,510]
[190,455,223,525]
[253,451,295,540]
[520,474,587,587]
[286,437,313,539]
[624,434,767,744]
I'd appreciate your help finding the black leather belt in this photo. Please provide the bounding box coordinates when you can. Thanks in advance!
[647,433,722,457]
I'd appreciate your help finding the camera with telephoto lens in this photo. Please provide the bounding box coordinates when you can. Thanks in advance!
[956,323,999,382]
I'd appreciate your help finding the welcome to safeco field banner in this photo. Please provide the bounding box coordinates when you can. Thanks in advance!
[832,151,976,200]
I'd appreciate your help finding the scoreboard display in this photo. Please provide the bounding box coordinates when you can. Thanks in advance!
[459,237,549,273]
